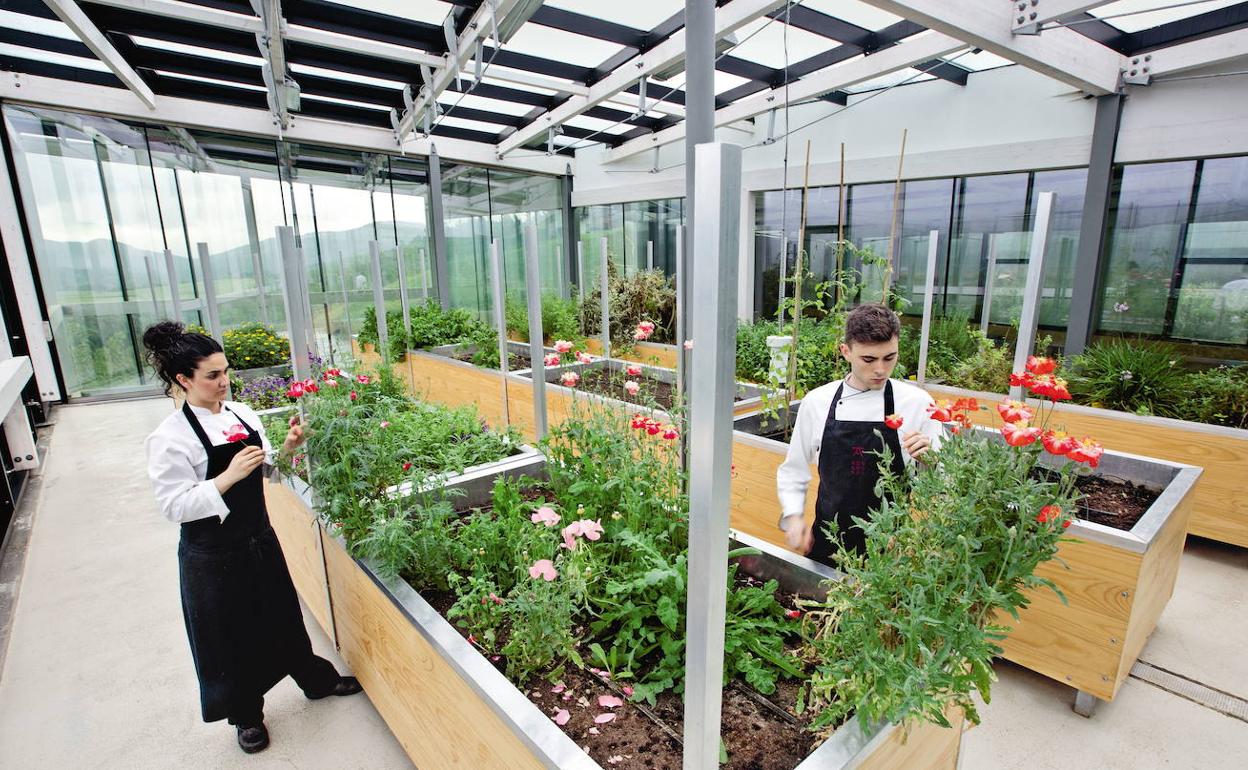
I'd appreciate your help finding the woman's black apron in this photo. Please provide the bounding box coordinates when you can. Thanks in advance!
[809,380,907,565]
[177,403,334,723]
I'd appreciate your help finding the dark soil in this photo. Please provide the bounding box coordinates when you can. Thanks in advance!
[577,367,679,410]
[1032,468,1161,531]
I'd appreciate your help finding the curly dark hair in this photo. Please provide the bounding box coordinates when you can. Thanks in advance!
[141,321,223,396]
[844,303,901,346]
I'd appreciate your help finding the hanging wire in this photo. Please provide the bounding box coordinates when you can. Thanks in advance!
[506,1,807,159]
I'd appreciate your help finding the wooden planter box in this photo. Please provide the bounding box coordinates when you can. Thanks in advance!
[265,456,963,769]
[927,382,1248,549]
[730,406,1202,715]
[583,338,680,369]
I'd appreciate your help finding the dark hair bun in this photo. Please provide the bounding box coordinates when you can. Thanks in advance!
[142,320,186,355]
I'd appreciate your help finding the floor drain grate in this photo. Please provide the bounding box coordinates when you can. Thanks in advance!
[1130,661,1248,723]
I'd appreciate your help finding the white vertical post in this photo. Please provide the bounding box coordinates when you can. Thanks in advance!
[1010,192,1056,401]
[683,142,741,770]
[295,247,318,360]
[277,226,311,382]
[489,238,511,426]
[524,224,548,440]
[336,251,353,347]
[576,241,585,299]
[143,253,163,317]
[369,241,389,362]
[980,233,999,335]
[251,244,270,324]
[675,224,685,397]
[599,236,610,360]
[646,239,654,271]
[196,243,223,343]
[418,247,429,300]
[916,230,940,386]
[396,246,412,340]
[162,248,184,321]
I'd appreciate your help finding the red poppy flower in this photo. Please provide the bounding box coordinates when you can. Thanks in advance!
[630,414,647,430]
[402,462,412,471]
[286,381,306,398]
[1026,355,1057,376]
[1063,519,1072,529]
[223,425,248,443]
[1029,375,1072,401]
[884,414,904,430]
[1066,437,1104,468]
[1042,430,1077,456]
[926,401,953,423]
[952,398,979,413]
[997,400,1034,424]
[1002,421,1042,447]
[646,422,661,436]
[785,609,801,619]
[661,426,679,440]
[302,378,319,394]
[349,390,358,401]
[356,374,371,384]
[1036,504,1062,524]
[1009,371,1034,388]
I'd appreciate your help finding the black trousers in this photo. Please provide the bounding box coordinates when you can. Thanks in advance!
[226,653,340,726]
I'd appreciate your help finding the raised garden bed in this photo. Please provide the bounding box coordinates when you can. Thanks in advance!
[584,338,679,369]
[926,382,1248,549]
[729,403,1202,714]
[264,461,964,770]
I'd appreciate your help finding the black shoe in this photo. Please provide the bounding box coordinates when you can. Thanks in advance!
[307,675,363,700]
[236,723,269,754]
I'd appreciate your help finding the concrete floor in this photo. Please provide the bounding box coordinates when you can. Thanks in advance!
[0,397,1245,769]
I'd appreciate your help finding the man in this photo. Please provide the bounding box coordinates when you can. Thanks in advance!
[777,303,943,564]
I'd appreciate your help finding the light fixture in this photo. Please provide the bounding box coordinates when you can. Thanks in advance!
[651,33,739,82]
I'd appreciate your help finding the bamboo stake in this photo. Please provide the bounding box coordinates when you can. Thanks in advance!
[885,129,908,293]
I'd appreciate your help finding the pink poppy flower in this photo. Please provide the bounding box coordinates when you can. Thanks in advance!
[530,506,560,527]
[325,379,339,388]
[594,713,617,724]
[380,420,390,429]
[625,364,642,377]
[661,425,679,441]
[638,321,655,334]
[560,521,582,551]
[577,519,605,541]
[349,390,358,401]
[622,686,634,697]
[551,684,566,694]
[598,695,623,709]
[560,371,580,387]
[553,709,570,726]
[489,592,504,605]
[544,353,561,367]
[554,340,573,353]
[623,380,640,396]
[223,424,248,443]
[576,351,593,364]
[528,559,558,581]
[356,374,371,384]
[286,381,306,398]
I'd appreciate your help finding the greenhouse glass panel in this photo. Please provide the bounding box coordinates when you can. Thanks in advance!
[754,188,803,320]
[577,203,624,298]
[386,156,434,309]
[1030,168,1087,328]
[1100,161,1195,336]
[844,182,895,305]
[441,165,494,318]
[1172,156,1248,345]
[951,173,1029,323]
[488,169,564,311]
[895,179,954,318]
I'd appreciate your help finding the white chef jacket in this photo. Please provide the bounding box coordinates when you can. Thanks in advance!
[145,400,276,524]
[776,378,943,526]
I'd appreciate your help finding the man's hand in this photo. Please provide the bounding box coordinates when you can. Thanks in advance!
[781,516,814,555]
[901,430,932,461]
[283,415,306,452]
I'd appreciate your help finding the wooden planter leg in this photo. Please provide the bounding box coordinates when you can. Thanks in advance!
[1074,690,1101,718]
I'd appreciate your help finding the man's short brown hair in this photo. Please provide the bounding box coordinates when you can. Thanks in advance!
[844,303,900,346]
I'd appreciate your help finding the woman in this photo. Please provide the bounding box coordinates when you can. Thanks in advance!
[142,321,361,754]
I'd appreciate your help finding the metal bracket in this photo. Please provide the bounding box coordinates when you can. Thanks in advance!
[1121,55,1154,86]
[1073,689,1100,717]
[1011,0,1043,36]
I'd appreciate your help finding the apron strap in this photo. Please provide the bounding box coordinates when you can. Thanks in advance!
[827,382,846,422]
[181,401,216,455]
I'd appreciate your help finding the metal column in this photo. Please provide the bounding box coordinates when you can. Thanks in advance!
[1010,192,1056,401]
[369,241,389,362]
[489,238,510,426]
[682,0,715,398]
[1065,94,1123,357]
[682,142,741,770]
[427,145,451,310]
[646,239,654,271]
[277,226,312,382]
[916,230,940,386]
[196,243,223,343]
[524,224,548,440]
[161,248,184,321]
[562,165,576,298]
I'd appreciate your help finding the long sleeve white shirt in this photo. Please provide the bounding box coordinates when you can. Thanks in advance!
[776,379,943,525]
[145,400,275,524]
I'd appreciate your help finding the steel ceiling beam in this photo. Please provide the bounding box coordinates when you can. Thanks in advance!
[42,0,157,107]
[605,31,968,163]
[1010,1,1119,36]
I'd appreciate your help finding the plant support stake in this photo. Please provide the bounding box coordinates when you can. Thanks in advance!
[525,224,548,440]
[489,238,511,427]
[196,242,223,344]
[369,241,389,364]
[1010,192,1056,401]
[916,230,940,386]
[683,141,741,770]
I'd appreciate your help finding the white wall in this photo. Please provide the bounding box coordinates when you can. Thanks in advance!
[572,62,1248,207]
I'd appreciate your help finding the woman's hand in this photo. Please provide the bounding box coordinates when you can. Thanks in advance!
[215,445,265,495]
[283,415,306,452]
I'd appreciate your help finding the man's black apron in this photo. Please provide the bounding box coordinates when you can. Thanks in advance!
[809,380,907,564]
[178,403,336,724]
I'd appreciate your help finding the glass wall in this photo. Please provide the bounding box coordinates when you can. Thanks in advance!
[576,197,684,297]
[4,103,562,398]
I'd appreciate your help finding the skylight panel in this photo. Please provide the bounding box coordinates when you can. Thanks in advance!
[802,0,902,31]
[301,93,390,111]
[435,115,505,135]
[156,71,268,92]
[544,0,676,31]
[288,63,405,90]
[843,68,933,93]
[442,92,535,117]
[1088,0,1240,32]
[502,24,624,68]
[0,11,78,40]
[714,71,751,95]
[562,114,632,135]
[730,16,837,69]
[320,0,453,26]
[0,43,109,72]
[130,35,264,66]
[952,51,1013,71]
